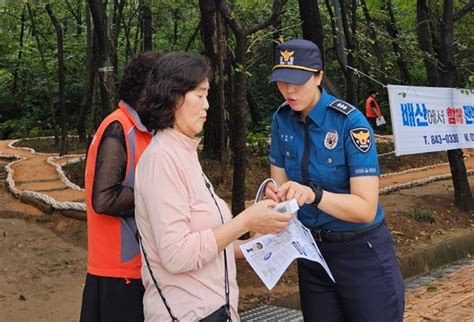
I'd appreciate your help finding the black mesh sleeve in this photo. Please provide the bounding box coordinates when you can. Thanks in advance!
[92,121,134,217]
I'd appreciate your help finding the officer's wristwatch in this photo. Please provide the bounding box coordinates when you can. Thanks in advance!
[309,182,324,207]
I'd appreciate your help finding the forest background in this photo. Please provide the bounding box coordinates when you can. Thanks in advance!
[0,0,472,213]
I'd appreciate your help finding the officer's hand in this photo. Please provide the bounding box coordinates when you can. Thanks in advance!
[277,181,315,206]
[264,181,283,203]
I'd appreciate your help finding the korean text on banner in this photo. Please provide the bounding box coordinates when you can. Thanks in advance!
[387,85,474,156]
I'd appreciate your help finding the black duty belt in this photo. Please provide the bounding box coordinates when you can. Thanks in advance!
[312,221,385,242]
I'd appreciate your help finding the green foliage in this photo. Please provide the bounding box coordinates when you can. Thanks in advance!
[0,0,472,141]
[409,208,435,223]
[15,136,87,153]
[0,118,52,139]
[247,129,271,166]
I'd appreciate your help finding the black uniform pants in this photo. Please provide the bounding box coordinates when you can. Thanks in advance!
[298,224,405,322]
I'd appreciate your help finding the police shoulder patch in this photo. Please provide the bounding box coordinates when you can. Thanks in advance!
[276,101,290,113]
[349,127,371,153]
[329,100,356,116]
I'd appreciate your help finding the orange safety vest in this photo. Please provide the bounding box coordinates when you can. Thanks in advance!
[365,95,382,118]
[85,101,152,279]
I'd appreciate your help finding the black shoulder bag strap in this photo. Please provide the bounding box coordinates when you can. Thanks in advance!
[136,174,231,322]
[202,174,231,320]
[136,232,178,321]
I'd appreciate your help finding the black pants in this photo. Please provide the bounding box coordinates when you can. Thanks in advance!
[367,117,377,130]
[79,273,145,322]
[298,224,404,322]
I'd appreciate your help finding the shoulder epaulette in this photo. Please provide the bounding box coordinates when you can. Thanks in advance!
[276,101,290,113]
[328,99,356,116]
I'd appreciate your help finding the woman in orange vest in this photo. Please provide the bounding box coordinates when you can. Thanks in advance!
[80,52,160,322]
[365,90,383,129]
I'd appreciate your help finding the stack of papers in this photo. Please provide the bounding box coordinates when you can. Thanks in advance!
[240,199,335,290]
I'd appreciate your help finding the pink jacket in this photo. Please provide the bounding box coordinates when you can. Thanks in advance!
[135,128,239,321]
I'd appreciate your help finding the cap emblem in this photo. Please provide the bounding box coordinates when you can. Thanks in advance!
[280,50,294,65]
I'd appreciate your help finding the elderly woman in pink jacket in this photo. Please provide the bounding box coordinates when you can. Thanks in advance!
[134,52,292,322]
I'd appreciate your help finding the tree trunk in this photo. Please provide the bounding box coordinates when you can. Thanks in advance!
[112,0,125,76]
[118,2,133,60]
[298,0,325,62]
[65,0,82,35]
[416,0,440,86]
[360,0,387,84]
[88,0,116,122]
[26,3,59,145]
[12,7,25,96]
[447,149,473,211]
[78,4,96,143]
[141,3,152,51]
[230,35,249,216]
[384,0,412,84]
[219,0,287,215]
[132,7,142,54]
[45,4,68,155]
[200,0,230,162]
[439,0,473,211]
[173,10,179,45]
[326,0,347,69]
[439,0,456,85]
[247,89,262,127]
[339,0,358,104]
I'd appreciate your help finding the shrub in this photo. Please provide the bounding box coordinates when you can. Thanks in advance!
[410,208,435,223]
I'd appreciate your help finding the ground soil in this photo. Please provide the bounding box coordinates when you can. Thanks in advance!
[0,139,473,321]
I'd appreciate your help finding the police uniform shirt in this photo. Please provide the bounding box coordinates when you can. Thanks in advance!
[269,88,385,231]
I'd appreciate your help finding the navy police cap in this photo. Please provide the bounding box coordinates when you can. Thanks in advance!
[269,39,323,85]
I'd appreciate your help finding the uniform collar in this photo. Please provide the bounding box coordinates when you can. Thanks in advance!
[306,88,333,127]
[162,127,201,151]
[119,100,149,133]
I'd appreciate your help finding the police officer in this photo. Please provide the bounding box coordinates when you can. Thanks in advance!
[265,39,405,322]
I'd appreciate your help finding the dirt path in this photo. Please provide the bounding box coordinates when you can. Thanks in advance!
[0,217,86,322]
[0,140,85,204]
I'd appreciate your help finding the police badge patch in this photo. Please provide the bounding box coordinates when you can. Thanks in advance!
[350,128,371,153]
[324,130,338,149]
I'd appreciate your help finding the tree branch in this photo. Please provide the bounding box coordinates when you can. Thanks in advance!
[453,0,474,21]
[185,20,201,52]
[247,0,287,35]
[64,0,79,21]
[217,1,246,38]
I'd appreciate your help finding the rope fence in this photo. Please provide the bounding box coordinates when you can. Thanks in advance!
[3,139,86,212]
[47,155,85,192]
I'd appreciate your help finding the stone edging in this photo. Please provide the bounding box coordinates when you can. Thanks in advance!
[398,230,474,279]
